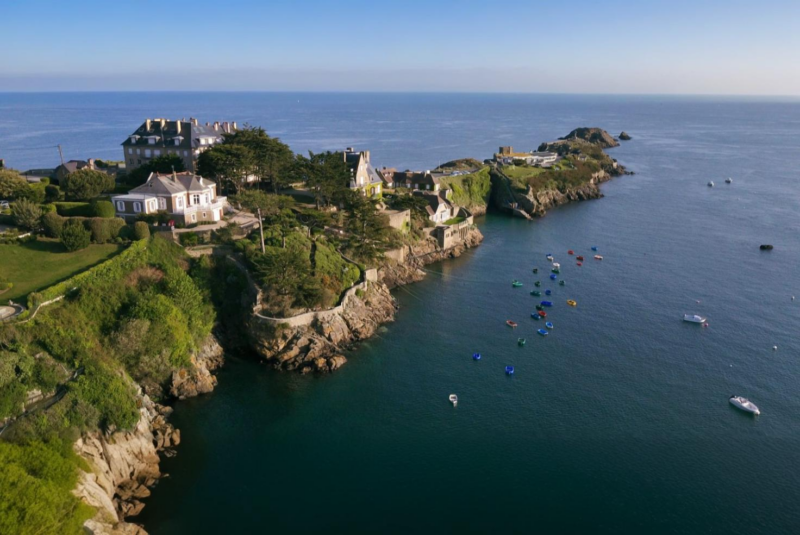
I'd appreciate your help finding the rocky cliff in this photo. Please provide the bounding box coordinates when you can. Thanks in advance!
[75,334,223,534]
[246,280,397,374]
[379,227,484,289]
[491,168,611,218]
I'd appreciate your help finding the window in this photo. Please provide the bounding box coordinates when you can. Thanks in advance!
[148,138,155,145]
[128,148,133,154]
[137,159,141,165]
[203,194,209,204]
[145,149,152,157]
[116,201,124,211]
[133,202,141,213]
[154,150,161,157]
[192,194,200,205]
[176,197,183,209]
[159,198,167,210]
[191,214,196,222]
[202,212,207,219]
[136,148,141,155]
[149,201,157,211]
[183,150,189,156]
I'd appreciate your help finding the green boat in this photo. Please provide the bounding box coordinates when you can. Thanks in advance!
[518,338,526,346]
[536,304,544,311]
[559,280,566,286]
[512,280,523,287]
[534,281,541,287]
[531,290,541,296]
[532,268,539,274]
[551,268,560,274]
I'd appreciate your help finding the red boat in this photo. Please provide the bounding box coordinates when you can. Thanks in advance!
[568,250,574,255]
[506,320,518,328]
[576,255,584,261]
[537,311,547,318]
[577,262,583,266]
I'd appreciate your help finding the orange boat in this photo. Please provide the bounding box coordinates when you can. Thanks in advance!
[506,320,518,328]
[537,311,547,318]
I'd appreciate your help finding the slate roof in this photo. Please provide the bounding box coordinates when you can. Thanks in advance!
[394,170,440,188]
[413,190,452,217]
[129,172,215,196]
[121,118,235,150]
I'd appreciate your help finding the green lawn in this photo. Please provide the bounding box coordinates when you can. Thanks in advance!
[0,240,123,302]
[501,165,545,190]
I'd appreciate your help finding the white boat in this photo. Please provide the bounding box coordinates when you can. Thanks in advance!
[730,395,760,415]
[725,177,732,184]
[593,254,603,260]
[708,181,715,187]
[449,394,458,407]
[683,314,707,323]
[552,262,561,269]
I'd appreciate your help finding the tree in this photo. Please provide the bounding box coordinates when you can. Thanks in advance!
[345,192,392,260]
[60,219,91,251]
[388,191,432,224]
[44,185,61,203]
[42,212,65,238]
[0,169,29,200]
[252,245,310,297]
[11,199,43,230]
[123,154,186,187]
[196,144,254,194]
[61,169,114,201]
[91,200,115,218]
[232,191,297,248]
[297,151,350,209]
[223,126,295,192]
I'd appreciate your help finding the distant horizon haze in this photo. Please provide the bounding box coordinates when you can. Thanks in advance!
[2,0,800,96]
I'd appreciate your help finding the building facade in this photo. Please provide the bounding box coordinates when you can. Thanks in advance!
[495,146,557,166]
[121,118,237,172]
[343,148,383,197]
[111,171,227,225]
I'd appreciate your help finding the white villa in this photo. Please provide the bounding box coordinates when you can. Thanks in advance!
[112,171,228,225]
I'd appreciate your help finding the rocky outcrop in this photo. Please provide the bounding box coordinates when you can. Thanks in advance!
[559,127,620,148]
[247,281,397,374]
[74,394,179,535]
[379,227,484,289]
[491,168,611,218]
[619,131,632,141]
[169,334,224,399]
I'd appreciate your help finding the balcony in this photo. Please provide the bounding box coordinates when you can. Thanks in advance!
[176,196,227,215]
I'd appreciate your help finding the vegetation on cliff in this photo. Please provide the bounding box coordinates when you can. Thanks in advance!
[439,166,492,209]
[0,236,216,533]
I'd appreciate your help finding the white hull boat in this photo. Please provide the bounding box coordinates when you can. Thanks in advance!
[708,181,715,187]
[683,314,707,324]
[730,396,760,415]
[449,394,458,407]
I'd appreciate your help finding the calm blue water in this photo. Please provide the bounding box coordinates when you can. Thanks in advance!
[4,93,800,533]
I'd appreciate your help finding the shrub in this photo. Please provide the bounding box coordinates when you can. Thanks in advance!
[41,212,65,238]
[133,221,150,241]
[54,202,93,217]
[86,217,125,244]
[179,232,199,246]
[91,199,115,218]
[11,199,43,230]
[60,220,91,251]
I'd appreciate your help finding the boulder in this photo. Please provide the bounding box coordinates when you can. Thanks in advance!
[619,131,632,141]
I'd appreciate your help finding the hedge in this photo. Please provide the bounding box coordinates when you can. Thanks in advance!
[90,200,116,218]
[27,239,149,310]
[54,202,93,217]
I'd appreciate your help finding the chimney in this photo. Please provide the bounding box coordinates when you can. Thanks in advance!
[213,122,220,131]
[232,121,237,130]
[176,121,181,135]
[146,118,151,132]
[363,150,370,163]
[88,158,96,169]
[222,121,229,133]
[159,119,166,129]
[191,117,198,126]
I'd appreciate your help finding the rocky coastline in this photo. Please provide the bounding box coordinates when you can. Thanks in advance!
[75,335,223,534]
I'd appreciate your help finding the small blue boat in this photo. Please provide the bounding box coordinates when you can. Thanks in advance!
[530,312,540,320]
[540,300,553,307]
[591,246,598,251]
[545,289,552,296]
[505,366,515,375]
[537,329,548,336]
[550,274,557,280]
[473,353,482,360]
[545,322,554,329]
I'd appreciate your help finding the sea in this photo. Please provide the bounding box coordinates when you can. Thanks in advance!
[2,93,800,534]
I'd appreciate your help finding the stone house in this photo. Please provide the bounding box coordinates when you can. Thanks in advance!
[121,118,237,172]
[414,189,458,224]
[111,171,228,225]
[53,159,95,182]
[393,170,441,192]
[343,148,383,197]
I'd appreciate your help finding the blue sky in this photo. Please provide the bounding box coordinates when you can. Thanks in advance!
[2,0,799,94]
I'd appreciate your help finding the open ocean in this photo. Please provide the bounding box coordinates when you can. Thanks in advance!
[3,93,800,534]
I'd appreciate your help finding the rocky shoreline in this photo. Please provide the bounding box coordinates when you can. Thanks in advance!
[75,335,223,534]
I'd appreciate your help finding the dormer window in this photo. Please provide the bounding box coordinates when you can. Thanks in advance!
[129,135,139,143]
[148,138,156,145]
[173,136,183,146]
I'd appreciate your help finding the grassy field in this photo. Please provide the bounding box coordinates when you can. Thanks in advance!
[501,165,545,190]
[0,240,122,302]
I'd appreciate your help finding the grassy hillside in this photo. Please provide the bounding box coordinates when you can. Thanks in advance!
[0,236,216,534]
[439,166,492,209]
